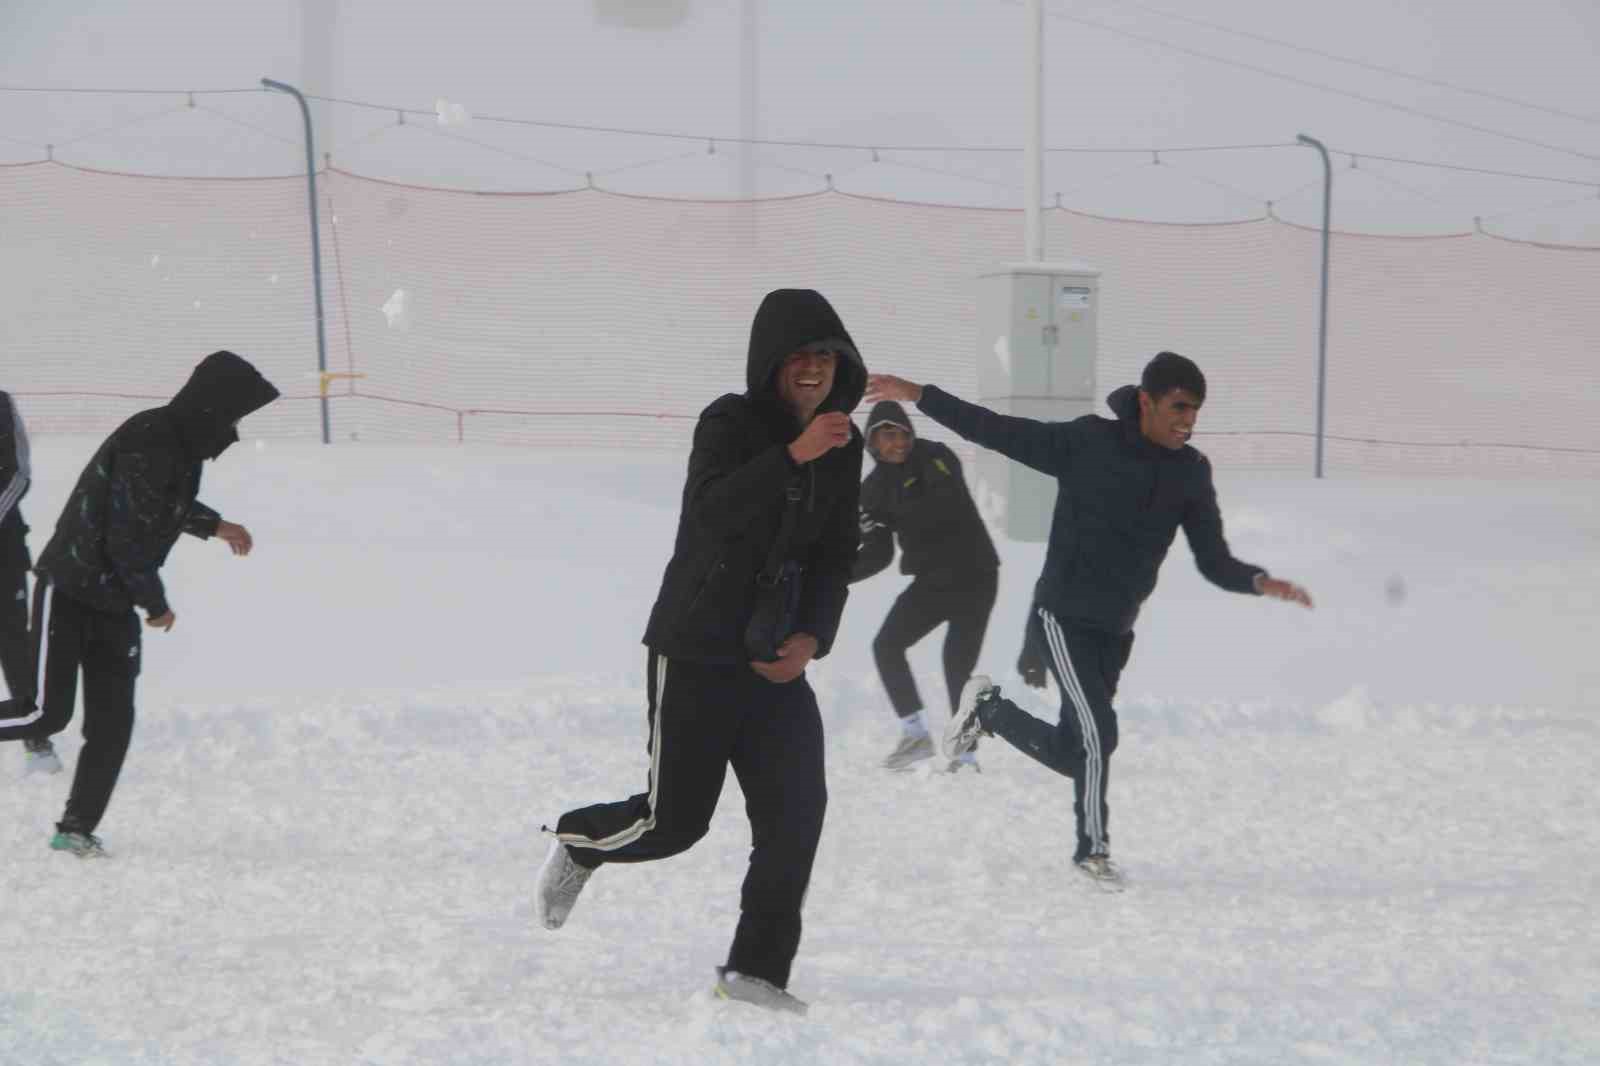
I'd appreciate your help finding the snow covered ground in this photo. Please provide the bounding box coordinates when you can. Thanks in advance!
[2,437,1595,1065]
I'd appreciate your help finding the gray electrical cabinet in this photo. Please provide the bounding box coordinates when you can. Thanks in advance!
[972,261,1101,542]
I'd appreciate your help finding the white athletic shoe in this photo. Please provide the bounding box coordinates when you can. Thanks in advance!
[882,732,935,771]
[23,738,63,776]
[713,967,809,1016]
[942,675,996,760]
[534,836,594,930]
[1075,854,1126,891]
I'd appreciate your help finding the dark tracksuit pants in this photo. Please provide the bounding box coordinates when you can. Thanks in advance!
[0,581,141,835]
[554,651,827,990]
[872,567,998,719]
[0,517,29,704]
[980,607,1132,862]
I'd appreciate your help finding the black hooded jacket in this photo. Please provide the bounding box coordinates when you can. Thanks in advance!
[35,351,279,618]
[917,382,1264,635]
[642,290,866,664]
[853,400,998,582]
[1,390,31,572]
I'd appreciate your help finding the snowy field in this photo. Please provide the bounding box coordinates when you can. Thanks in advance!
[2,437,1596,1065]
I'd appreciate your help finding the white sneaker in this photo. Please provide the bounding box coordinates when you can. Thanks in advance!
[23,738,63,776]
[713,967,809,1015]
[535,836,594,930]
[1075,854,1126,892]
[942,675,995,760]
[882,732,935,771]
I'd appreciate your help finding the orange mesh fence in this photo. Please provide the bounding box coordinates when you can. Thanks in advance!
[4,162,1597,475]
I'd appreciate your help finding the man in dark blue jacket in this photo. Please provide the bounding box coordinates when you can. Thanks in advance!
[537,289,865,1013]
[0,351,279,856]
[866,352,1311,887]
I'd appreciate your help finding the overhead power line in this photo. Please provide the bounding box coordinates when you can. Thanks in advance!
[2,84,1595,190]
[1108,0,1600,128]
[1027,1,1600,163]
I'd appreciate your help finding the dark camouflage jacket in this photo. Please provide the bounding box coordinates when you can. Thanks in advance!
[36,351,279,617]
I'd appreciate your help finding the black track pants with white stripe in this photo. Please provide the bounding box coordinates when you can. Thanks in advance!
[981,609,1132,862]
[0,581,141,834]
[554,651,827,990]
[0,559,28,706]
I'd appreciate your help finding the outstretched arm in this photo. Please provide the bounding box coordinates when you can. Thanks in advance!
[1183,457,1312,607]
[866,374,1070,477]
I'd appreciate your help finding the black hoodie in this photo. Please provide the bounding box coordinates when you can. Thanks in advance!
[642,290,866,664]
[916,381,1264,635]
[853,400,998,582]
[36,351,279,618]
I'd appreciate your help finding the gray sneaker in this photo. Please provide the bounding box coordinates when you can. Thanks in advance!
[882,732,935,771]
[50,830,109,859]
[535,837,594,930]
[942,675,996,759]
[1075,854,1126,892]
[714,967,809,1016]
[23,737,63,776]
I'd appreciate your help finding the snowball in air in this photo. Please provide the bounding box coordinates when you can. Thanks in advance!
[436,99,471,127]
[382,288,411,331]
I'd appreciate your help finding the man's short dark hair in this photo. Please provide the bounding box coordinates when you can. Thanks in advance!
[1140,351,1206,402]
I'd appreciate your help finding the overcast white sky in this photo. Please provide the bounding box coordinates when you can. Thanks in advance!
[2,0,1597,236]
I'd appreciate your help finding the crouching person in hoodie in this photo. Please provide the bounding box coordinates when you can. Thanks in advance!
[535,289,865,1014]
[851,400,998,772]
[0,351,279,857]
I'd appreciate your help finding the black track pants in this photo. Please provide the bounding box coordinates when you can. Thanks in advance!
[0,581,140,834]
[0,568,27,705]
[871,568,998,719]
[980,608,1132,862]
[555,651,827,989]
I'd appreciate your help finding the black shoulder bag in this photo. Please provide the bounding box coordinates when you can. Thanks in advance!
[743,476,805,662]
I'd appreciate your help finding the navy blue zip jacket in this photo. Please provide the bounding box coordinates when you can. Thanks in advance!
[642,290,866,664]
[917,382,1264,635]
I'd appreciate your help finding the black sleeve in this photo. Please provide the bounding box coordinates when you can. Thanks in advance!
[849,475,894,582]
[851,514,893,582]
[917,385,1072,477]
[0,392,29,524]
[682,405,796,538]
[1182,454,1265,595]
[183,501,221,539]
[105,446,177,617]
[798,435,864,658]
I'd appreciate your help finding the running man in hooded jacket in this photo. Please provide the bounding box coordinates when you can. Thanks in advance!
[866,351,1311,887]
[852,400,999,771]
[536,289,865,1013]
[0,391,32,721]
[0,351,279,856]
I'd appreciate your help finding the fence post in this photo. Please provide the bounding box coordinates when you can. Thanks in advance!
[1297,133,1332,479]
[262,78,332,445]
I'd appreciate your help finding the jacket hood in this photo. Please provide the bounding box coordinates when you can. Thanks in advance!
[864,400,915,460]
[1106,384,1140,422]
[168,350,281,461]
[745,289,866,418]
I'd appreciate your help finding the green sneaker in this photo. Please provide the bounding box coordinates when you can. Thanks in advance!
[50,831,109,859]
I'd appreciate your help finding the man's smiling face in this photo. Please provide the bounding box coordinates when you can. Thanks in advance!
[777,347,837,422]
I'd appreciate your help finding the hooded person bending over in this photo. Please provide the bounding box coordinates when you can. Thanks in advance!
[536,289,865,1014]
[0,351,279,857]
